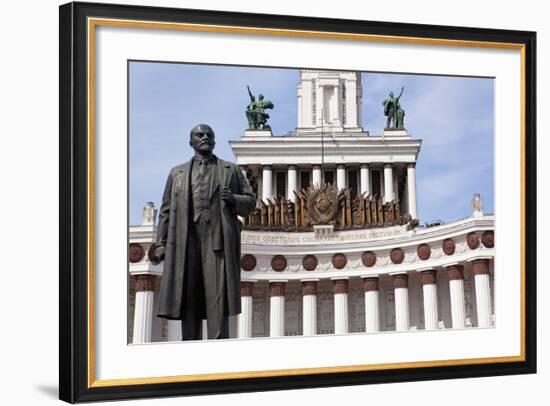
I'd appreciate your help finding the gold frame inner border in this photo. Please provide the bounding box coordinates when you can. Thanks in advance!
[86,17,527,388]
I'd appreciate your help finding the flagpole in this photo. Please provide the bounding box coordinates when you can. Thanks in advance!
[321,108,325,185]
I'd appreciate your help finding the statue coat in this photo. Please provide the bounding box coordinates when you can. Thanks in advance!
[156,156,256,320]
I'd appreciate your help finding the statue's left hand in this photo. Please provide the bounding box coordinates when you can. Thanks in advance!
[221,186,236,206]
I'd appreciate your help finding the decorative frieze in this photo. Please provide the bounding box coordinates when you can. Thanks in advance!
[442,238,456,255]
[243,183,409,232]
[390,248,405,264]
[332,253,348,269]
[129,243,145,263]
[481,231,494,248]
[362,251,377,267]
[302,254,318,271]
[271,255,287,272]
[241,254,257,271]
[466,232,480,249]
[417,244,431,260]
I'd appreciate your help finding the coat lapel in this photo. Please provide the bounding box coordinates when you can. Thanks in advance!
[177,160,193,206]
[211,157,232,199]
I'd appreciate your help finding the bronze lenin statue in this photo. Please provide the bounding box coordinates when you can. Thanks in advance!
[154,124,256,340]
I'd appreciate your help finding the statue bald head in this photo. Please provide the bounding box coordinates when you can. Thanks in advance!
[189,124,215,155]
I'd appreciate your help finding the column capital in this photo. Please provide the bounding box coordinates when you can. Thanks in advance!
[420,269,438,285]
[360,163,369,169]
[134,274,156,292]
[362,277,379,292]
[240,281,255,297]
[332,279,349,294]
[302,280,318,296]
[312,164,321,170]
[384,163,394,169]
[269,281,286,296]
[471,258,490,275]
[447,264,465,280]
[287,164,297,170]
[336,164,346,170]
[263,165,272,170]
[392,273,409,289]
[407,162,416,169]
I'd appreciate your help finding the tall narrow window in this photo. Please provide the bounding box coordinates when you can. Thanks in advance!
[348,170,358,199]
[324,170,335,186]
[371,170,381,198]
[300,171,311,191]
[276,172,286,198]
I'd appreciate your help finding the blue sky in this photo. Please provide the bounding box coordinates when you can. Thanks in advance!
[129,61,494,226]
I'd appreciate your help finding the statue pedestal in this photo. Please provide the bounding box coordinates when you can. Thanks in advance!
[244,129,273,137]
[383,128,408,137]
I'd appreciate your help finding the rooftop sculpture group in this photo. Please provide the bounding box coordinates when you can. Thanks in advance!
[245,85,274,130]
[382,86,406,129]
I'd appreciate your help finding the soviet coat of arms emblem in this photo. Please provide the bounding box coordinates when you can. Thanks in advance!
[306,183,340,225]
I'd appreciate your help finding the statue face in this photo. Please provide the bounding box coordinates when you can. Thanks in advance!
[389,91,394,97]
[258,94,264,100]
[189,124,215,153]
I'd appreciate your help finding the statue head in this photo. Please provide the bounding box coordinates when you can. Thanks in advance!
[389,91,394,98]
[189,124,215,155]
[258,94,264,100]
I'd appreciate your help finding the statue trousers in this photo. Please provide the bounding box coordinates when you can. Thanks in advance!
[180,215,229,340]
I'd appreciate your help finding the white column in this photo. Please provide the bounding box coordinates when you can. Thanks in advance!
[363,277,380,333]
[392,274,410,331]
[132,275,156,344]
[166,320,182,341]
[287,165,297,202]
[238,282,254,338]
[302,280,318,336]
[333,279,349,334]
[334,85,342,127]
[407,163,418,219]
[269,281,286,337]
[312,165,322,187]
[472,259,493,327]
[336,165,346,191]
[317,86,325,127]
[297,86,303,127]
[384,164,394,203]
[420,270,439,330]
[346,78,358,128]
[447,265,466,329]
[262,165,273,202]
[360,164,370,196]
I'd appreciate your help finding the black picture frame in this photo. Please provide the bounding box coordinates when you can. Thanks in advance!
[59,1,537,403]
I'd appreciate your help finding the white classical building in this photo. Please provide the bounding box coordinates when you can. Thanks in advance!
[128,70,495,343]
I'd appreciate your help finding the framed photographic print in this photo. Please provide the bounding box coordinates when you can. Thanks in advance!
[59,1,537,403]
